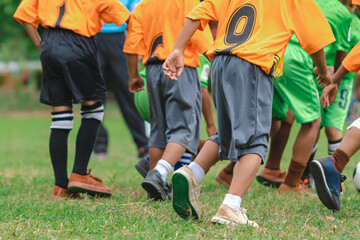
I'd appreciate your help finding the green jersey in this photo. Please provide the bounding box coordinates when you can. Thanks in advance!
[344,14,360,81]
[316,0,352,66]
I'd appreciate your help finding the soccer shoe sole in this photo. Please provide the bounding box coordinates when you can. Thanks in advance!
[141,179,167,201]
[255,175,282,188]
[68,182,112,197]
[172,171,200,220]
[310,160,339,211]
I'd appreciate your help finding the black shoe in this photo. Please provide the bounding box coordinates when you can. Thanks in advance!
[141,170,171,201]
[135,157,150,178]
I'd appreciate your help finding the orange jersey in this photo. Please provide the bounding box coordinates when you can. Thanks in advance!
[14,0,130,37]
[123,0,213,68]
[353,0,360,5]
[343,42,360,72]
[187,0,335,76]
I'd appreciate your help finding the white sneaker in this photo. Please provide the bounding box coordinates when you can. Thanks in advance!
[172,166,201,220]
[211,204,258,228]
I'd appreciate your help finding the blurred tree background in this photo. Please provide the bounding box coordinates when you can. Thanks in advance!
[0,0,42,61]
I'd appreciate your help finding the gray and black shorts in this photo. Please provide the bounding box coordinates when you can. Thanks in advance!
[209,55,273,163]
[146,64,201,155]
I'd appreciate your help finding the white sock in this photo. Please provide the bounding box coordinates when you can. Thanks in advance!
[154,159,172,182]
[189,162,205,183]
[222,194,242,211]
[328,139,342,155]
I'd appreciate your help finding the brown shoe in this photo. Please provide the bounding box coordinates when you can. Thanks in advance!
[256,168,286,188]
[215,168,233,188]
[278,182,311,194]
[68,169,112,197]
[51,185,81,200]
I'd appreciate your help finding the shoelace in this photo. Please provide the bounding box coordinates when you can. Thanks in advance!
[88,169,103,183]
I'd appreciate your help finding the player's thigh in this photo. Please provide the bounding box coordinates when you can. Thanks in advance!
[275,48,320,124]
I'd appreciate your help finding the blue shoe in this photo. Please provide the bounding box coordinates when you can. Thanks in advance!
[310,156,346,211]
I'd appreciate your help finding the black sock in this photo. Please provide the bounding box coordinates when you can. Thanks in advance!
[50,129,70,189]
[73,118,101,175]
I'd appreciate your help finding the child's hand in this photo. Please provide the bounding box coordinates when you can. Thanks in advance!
[163,50,184,81]
[206,125,217,137]
[320,83,338,108]
[313,66,332,87]
[129,75,145,93]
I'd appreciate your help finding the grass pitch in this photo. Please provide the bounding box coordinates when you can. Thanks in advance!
[1,107,360,239]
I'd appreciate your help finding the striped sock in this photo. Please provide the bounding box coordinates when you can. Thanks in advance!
[173,153,192,171]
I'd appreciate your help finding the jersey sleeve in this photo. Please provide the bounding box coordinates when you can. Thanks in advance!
[353,0,360,5]
[123,8,146,56]
[333,16,352,53]
[343,42,360,73]
[290,0,335,54]
[190,25,214,54]
[13,0,40,28]
[98,0,131,26]
[187,0,222,31]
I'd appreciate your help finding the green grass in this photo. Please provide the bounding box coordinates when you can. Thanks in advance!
[1,107,360,239]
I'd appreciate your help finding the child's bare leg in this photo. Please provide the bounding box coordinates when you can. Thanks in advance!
[149,147,164,170]
[331,127,360,173]
[266,112,294,170]
[193,140,219,173]
[336,127,360,158]
[282,118,320,188]
[228,154,261,198]
[161,142,186,166]
[325,126,343,155]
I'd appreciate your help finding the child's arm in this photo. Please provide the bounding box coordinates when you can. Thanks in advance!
[23,22,41,50]
[163,19,200,81]
[310,49,332,87]
[126,53,144,93]
[319,64,349,108]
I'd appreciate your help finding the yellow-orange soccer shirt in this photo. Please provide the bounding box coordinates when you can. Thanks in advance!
[14,0,130,37]
[187,0,335,76]
[353,0,360,5]
[343,42,360,73]
[123,0,213,68]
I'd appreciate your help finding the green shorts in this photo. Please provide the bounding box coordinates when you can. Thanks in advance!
[197,54,211,89]
[318,78,354,130]
[272,82,288,121]
[273,43,321,124]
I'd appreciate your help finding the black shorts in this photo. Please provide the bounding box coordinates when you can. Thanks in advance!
[40,28,107,106]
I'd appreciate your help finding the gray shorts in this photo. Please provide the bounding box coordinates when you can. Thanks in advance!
[146,64,201,155]
[209,55,273,163]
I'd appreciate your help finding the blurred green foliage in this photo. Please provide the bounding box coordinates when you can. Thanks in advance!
[0,0,42,61]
